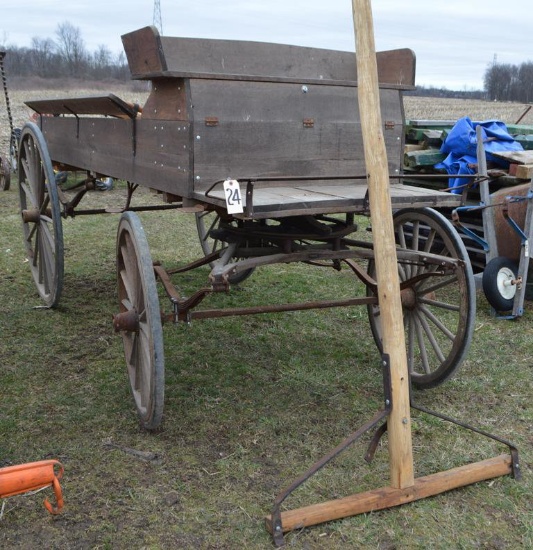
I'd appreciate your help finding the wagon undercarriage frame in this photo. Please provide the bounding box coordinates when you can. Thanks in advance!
[106,200,476,432]
[16,103,477,429]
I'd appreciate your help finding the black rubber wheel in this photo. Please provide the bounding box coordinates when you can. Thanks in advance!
[482,256,518,312]
[195,210,254,284]
[17,122,64,307]
[116,212,165,430]
[367,207,476,389]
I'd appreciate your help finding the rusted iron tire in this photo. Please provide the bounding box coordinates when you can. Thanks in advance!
[116,211,165,430]
[482,256,518,312]
[18,122,64,307]
[367,207,476,389]
[0,155,10,190]
[195,210,255,284]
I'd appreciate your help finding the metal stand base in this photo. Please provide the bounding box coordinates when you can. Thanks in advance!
[265,356,520,547]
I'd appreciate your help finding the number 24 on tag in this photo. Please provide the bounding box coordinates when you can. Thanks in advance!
[223,179,244,214]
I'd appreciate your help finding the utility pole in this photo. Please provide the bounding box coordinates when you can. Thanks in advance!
[153,0,163,34]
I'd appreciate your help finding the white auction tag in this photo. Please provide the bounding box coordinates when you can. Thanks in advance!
[223,179,244,214]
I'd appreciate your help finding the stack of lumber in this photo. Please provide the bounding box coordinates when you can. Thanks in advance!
[491,150,533,179]
[404,120,533,168]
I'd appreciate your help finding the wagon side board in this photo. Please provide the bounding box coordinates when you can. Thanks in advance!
[39,116,192,197]
[189,81,405,199]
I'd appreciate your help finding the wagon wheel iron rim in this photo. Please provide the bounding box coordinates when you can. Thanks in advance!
[195,210,255,284]
[116,211,165,430]
[17,122,64,308]
[366,207,476,389]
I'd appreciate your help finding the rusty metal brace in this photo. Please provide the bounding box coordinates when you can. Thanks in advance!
[409,400,521,481]
[365,374,522,482]
[270,355,392,547]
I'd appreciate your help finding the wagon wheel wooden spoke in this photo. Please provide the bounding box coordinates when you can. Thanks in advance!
[135,320,153,411]
[17,123,64,308]
[414,309,446,364]
[195,210,255,284]
[37,222,57,293]
[367,207,475,389]
[413,310,431,374]
[116,211,164,430]
[197,210,222,253]
[418,304,456,341]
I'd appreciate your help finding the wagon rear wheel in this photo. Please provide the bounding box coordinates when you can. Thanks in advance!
[367,207,476,389]
[115,212,165,430]
[17,122,64,307]
[195,210,255,284]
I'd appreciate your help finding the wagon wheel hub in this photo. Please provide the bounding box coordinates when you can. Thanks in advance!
[113,309,140,333]
[22,208,49,224]
[400,286,417,310]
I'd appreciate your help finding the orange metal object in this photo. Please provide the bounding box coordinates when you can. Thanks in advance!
[0,460,64,514]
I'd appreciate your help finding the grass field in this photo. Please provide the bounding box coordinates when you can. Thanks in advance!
[0,93,532,548]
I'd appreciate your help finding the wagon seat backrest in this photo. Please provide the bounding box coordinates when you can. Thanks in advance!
[122,26,416,199]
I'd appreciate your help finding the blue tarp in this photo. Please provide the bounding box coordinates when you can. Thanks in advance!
[435,117,524,193]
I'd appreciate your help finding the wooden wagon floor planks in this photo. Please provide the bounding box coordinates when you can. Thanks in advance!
[198,181,461,218]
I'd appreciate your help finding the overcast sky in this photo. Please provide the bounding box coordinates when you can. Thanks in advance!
[2,1,532,90]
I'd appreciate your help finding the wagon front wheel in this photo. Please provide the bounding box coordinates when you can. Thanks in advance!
[17,122,64,307]
[367,207,476,389]
[115,212,165,430]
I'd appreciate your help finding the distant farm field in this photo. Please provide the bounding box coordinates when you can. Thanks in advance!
[2,83,533,155]
[404,95,533,125]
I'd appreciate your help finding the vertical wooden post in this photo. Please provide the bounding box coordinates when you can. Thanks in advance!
[351,0,414,488]
[266,4,516,539]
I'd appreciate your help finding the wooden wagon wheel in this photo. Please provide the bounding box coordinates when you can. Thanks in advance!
[0,155,10,190]
[115,211,165,430]
[367,207,476,389]
[195,210,254,284]
[17,122,64,307]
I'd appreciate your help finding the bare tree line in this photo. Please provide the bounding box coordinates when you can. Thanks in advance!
[2,20,532,101]
[484,61,533,102]
[1,21,129,80]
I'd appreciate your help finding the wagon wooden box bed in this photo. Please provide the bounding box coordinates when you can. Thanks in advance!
[18,26,475,432]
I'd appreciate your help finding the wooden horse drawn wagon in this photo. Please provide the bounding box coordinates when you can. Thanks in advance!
[18,25,476,432]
